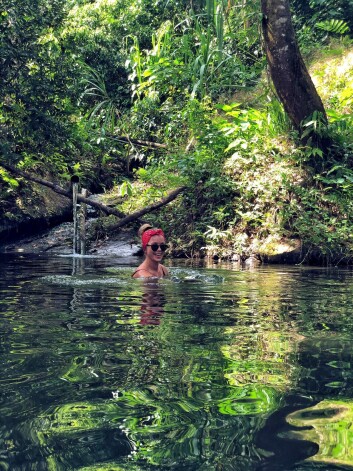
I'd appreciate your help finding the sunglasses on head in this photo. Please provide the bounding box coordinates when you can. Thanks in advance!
[146,243,168,252]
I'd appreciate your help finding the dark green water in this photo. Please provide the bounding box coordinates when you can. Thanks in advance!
[1,254,353,471]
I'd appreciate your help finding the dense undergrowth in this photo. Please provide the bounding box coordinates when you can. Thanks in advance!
[2,0,353,264]
[103,40,353,264]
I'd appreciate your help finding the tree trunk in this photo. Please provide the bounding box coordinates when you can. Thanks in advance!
[261,0,327,130]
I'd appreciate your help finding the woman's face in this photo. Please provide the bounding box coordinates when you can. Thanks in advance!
[145,234,166,262]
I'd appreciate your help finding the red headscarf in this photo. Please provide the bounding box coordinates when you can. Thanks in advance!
[141,229,165,251]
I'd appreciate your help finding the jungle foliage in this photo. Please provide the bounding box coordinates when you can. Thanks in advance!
[1,0,353,262]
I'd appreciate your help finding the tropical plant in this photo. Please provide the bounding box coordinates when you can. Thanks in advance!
[315,19,350,35]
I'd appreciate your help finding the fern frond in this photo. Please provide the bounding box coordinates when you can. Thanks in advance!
[315,19,350,35]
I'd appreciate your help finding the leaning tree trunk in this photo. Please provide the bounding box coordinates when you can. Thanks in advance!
[261,0,327,130]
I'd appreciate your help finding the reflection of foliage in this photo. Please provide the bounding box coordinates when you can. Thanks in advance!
[217,385,282,415]
[222,330,297,390]
[287,400,353,467]
[36,401,125,433]
[107,280,293,466]
[112,386,266,469]
[78,464,143,471]
[8,261,353,469]
[33,402,135,469]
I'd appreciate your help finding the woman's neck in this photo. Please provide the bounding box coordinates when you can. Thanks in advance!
[144,259,160,273]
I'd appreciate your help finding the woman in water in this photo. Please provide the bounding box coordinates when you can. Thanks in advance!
[132,224,169,278]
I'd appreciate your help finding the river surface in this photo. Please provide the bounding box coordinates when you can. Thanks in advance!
[1,254,353,471]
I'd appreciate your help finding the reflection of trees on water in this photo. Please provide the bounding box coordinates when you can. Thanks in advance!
[279,335,353,470]
[0,256,136,469]
[114,276,292,470]
[4,259,353,469]
[253,268,353,470]
[0,261,313,469]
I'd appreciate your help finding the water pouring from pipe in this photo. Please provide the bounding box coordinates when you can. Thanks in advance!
[71,175,80,255]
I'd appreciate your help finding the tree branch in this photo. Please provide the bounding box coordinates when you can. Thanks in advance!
[112,135,168,149]
[109,186,186,230]
[0,161,186,228]
[0,161,126,218]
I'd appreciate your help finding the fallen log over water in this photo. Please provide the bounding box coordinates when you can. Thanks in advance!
[0,162,186,228]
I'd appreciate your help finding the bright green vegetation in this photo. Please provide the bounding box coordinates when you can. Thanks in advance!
[1,0,353,262]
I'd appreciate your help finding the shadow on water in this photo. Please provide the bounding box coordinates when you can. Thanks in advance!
[255,394,320,471]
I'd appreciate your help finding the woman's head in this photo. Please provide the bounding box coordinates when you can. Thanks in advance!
[139,225,167,261]
[141,228,165,251]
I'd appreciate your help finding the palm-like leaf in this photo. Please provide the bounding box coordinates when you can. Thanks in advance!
[315,19,350,35]
[81,66,118,132]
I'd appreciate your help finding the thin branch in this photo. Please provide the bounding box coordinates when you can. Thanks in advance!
[105,134,168,149]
